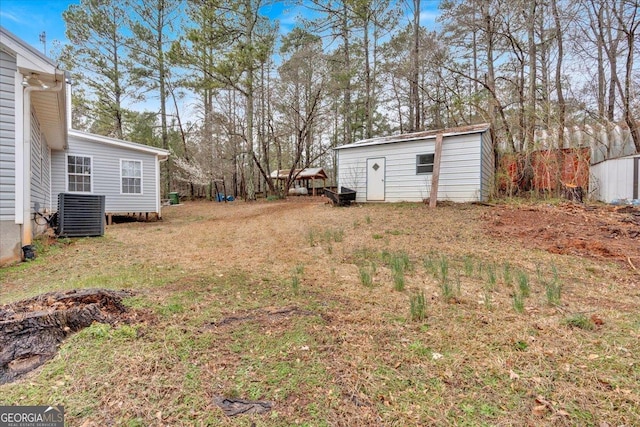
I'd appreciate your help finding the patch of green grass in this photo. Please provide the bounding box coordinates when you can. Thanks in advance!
[225,322,330,404]
[513,340,528,351]
[409,291,427,321]
[440,277,455,302]
[545,277,562,306]
[385,229,403,236]
[486,264,497,290]
[502,262,512,285]
[512,292,524,313]
[563,313,595,330]
[383,251,411,292]
[439,255,449,286]
[325,228,344,243]
[307,229,316,246]
[309,227,344,249]
[476,262,484,280]
[291,275,300,295]
[365,216,371,224]
[408,340,430,356]
[483,291,493,310]
[159,302,185,316]
[517,271,530,297]
[393,270,405,291]
[359,266,374,288]
[372,233,383,240]
[463,255,474,277]
[384,251,412,272]
[536,263,543,283]
[423,252,439,278]
[353,247,377,263]
[122,295,155,310]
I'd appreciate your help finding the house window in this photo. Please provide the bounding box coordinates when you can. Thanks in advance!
[121,159,142,194]
[67,155,92,192]
[416,154,435,174]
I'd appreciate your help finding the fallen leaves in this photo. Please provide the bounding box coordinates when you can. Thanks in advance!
[591,314,605,326]
[531,395,572,419]
[532,404,548,417]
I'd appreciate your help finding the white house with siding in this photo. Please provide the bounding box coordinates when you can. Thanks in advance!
[0,27,168,264]
[51,130,168,216]
[334,124,493,203]
[589,153,640,203]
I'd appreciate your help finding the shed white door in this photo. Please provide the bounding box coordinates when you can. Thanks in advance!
[367,157,385,201]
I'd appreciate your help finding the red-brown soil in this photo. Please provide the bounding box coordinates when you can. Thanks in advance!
[484,202,640,270]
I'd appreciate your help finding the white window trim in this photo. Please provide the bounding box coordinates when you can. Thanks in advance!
[120,158,144,195]
[416,153,435,175]
[66,154,94,193]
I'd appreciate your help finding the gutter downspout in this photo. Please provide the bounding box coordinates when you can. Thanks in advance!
[20,77,65,248]
[157,154,169,219]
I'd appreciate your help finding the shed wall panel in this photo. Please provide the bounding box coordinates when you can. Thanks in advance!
[590,156,638,203]
[338,132,487,203]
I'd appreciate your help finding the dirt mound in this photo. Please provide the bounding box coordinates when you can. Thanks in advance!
[485,203,640,269]
[0,289,134,384]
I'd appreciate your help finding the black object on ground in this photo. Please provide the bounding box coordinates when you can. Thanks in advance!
[324,186,357,206]
[213,396,273,417]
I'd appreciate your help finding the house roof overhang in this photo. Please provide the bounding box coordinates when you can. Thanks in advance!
[1,27,68,150]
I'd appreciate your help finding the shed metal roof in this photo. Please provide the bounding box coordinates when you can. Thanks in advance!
[335,123,490,150]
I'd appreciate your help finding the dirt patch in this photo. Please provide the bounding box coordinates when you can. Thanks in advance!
[0,288,134,384]
[484,203,640,269]
[208,306,318,328]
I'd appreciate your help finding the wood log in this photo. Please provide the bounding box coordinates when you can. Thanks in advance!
[0,288,132,384]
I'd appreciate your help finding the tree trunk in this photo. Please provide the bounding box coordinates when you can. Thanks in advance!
[552,0,566,149]
[525,0,538,152]
[341,3,353,144]
[410,0,421,131]
[245,2,256,201]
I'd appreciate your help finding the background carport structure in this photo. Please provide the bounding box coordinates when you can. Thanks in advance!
[270,168,329,196]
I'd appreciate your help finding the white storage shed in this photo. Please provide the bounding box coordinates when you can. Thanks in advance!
[590,153,640,203]
[334,124,493,203]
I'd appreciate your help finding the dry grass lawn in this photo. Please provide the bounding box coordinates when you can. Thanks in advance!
[1,198,639,426]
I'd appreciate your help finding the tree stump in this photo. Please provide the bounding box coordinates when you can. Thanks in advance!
[562,183,584,203]
[0,288,133,384]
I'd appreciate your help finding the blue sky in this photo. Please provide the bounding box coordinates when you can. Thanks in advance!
[0,0,72,55]
[1,0,442,57]
[1,0,441,116]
